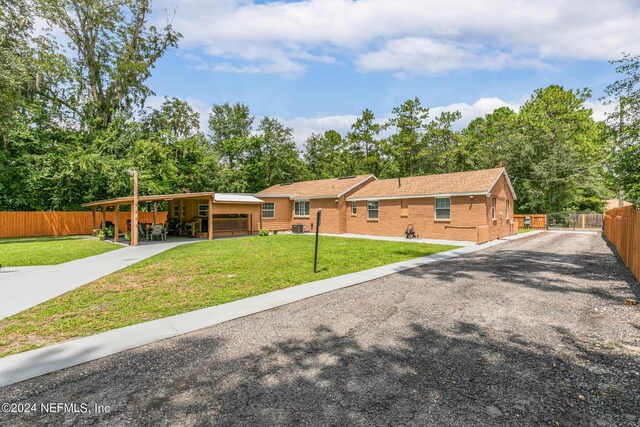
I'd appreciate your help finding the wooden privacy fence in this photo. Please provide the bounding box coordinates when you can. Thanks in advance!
[0,211,168,238]
[603,206,640,282]
[513,214,547,230]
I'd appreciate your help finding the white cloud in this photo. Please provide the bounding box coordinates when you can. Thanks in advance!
[154,0,640,76]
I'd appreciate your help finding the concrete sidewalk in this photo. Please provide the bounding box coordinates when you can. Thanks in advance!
[0,239,196,320]
[310,232,477,247]
[0,237,517,387]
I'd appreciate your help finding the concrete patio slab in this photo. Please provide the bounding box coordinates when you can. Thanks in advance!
[0,233,547,388]
[0,238,197,320]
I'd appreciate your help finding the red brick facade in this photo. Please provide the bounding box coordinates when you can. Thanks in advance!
[258,170,516,243]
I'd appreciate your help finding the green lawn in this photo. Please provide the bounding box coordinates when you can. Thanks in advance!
[0,235,458,357]
[517,228,537,234]
[0,236,121,267]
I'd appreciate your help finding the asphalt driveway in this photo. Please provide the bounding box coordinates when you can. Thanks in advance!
[1,232,639,426]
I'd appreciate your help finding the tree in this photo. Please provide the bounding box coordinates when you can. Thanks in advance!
[603,53,640,206]
[515,85,609,213]
[302,130,348,179]
[35,0,181,130]
[384,98,430,176]
[346,109,384,176]
[421,110,462,174]
[456,107,521,171]
[208,102,254,169]
[0,0,44,146]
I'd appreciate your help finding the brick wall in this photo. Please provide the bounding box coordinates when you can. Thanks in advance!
[260,197,293,231]
[485,175,516,240]
[346,196,488,241]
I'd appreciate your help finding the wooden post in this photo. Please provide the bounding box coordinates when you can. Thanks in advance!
[249,213,253,235]
[131,171,139,247]
[179,200,184,222]
[208,197,213,240]
[92,207,96,232]
[153,201,157,224]
[101,207,106,230]
[113,204,119,243]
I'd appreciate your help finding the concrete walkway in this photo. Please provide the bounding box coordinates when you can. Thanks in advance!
[0,235,549,387]
[0,239,196,320]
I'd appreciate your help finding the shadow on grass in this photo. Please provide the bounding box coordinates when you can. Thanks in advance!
[2,322,638,426]
[0,236,89,245]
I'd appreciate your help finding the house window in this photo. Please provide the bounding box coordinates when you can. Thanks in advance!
[435,197,451,220]
[173,205,179,217]
[262,202,275,219]
[506,199,510,219]
[198,204,208,217]
[367,201,379,220]
[401,199,409,217]
[491,197,497,220]
[294,201,310,217]
[351,201,357,216]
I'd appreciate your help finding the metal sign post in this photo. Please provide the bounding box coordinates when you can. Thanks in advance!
[314,209,322,273]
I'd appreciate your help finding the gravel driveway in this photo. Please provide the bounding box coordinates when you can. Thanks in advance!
[1,232,639,426]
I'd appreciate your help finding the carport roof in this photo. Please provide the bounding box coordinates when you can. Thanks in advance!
[81,192,265,208]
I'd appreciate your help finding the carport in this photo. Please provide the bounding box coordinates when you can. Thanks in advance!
[81,192,264,246]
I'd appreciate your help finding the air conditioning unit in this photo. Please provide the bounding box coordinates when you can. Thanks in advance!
[292,224,305,234]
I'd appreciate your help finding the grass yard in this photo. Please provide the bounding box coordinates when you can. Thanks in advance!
[0,235,458,357]
[0,236,121,267]
[517,228,538,234]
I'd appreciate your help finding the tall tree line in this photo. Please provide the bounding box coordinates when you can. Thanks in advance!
[0,0,634,213]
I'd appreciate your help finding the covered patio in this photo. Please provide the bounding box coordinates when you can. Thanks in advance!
[81,192,264,246]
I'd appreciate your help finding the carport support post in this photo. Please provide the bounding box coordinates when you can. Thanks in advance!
[208,197,213,240]
[152,202,157,224]
[91,207,96,232]
[131,171,139,247]
[113,204,119,243]
[101,207,106,230]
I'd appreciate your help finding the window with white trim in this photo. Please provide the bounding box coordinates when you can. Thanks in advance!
[198,204,208,217]
[367,201,379,220]
[491,197,497,220]
[351,201,357,216]
[262,202,275,218]
[294,201,310,217]
[435,197,451,220]
[506,199,510,219]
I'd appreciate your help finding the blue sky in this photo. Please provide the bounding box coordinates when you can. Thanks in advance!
[146,0,640,144]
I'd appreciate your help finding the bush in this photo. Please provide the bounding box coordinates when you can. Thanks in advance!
[259,228,269,237]
[95,229,106,240]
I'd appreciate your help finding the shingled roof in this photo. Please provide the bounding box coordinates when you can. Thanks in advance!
[257,174,375,199]
[347,168,515,200]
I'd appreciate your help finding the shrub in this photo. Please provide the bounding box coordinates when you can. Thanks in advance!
[95,229,106,240]
[259,228,269,237]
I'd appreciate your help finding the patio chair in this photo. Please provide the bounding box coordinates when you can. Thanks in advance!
[163,222,169,240]
[138,224,148,242]
[150,224,165,242]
